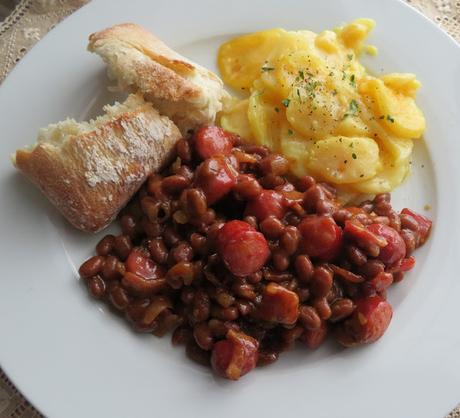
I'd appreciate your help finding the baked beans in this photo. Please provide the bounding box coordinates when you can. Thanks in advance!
[79,125,432,380]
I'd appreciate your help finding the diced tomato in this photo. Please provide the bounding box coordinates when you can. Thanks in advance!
[195,156,238,204]
[298,215,343,261]
[211,329,259,380]
[256,282,300,325]
[217,220,269,276]
[194,126,234,160]
[335,295,393,347]
[367,223,406,266]
[244,190,286,221]
[125,250,164,280]
[401,208,432,245]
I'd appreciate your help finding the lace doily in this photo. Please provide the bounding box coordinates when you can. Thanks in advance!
[0,0,459,417]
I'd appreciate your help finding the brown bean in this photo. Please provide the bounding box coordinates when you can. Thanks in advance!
[166,261,195,289]
[102,255,125,281]
[176,139,192,162]
[272,250,290,272]
[296,287,310,302]
[125,299,150,324]
[400,229,416,255]
[260,173,285,189]
[260,216,285,239]
[113,235,132,260]
[215,288,236,308]
[192,290,211,323]
[295,255,314,283]
[231,281,256,301]
[108,285,131,310]
[162,175,190,195]
[296,175,316,192]
[313,298,331,320]
[79,256,105,279]
[87,275,106,298]
[120,215,137,238]
[140,217,163,238]
[259,154,289,176]
[186,340,210,366]
[299,305,321,330]
[170,241,194,264]
[359,259,385,278]
[172,326,193,345]
[211,305,239,321]
[180,188,207,218]
[148,238,168,264]
[233,174,262,200]
[193,322,214,351]
[190,233,207,255]
[279,226,300,255]
[96,235,115,256]
[241,272,260,286]
[236,299,254,316]
[333,209,353,226]
[346,245,367,266]
[179,288,194,306]
[330,298,355,322]
[163,226,181,248]
[243,216,258,229]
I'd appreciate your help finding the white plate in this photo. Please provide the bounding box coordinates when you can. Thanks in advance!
[1,0,459,417]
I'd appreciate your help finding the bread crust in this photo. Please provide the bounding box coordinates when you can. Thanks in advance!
[88,23,229,134]
[14,94,181,232]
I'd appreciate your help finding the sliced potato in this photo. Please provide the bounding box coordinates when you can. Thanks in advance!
[381,73,421,98]
[286,83,344,141]
[351,152,411,194]
[308,136,380,184]
[218,99,253,141]
[279,124,313,177]
[337,18,375,50]
[360,78,425,139]
[247,91,283,150]
[218,29,312,92]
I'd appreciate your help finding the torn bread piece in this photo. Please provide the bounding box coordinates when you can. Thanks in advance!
[88,23,229,135]
[13,93,181,232]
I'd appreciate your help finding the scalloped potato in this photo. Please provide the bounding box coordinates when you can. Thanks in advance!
[217,19,426,198]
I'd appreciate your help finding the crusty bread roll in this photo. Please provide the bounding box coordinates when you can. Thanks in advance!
[88,23,229,135]
[13,93,181,232]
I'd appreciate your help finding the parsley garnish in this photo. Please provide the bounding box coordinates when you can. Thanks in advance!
[261,65,275,72]
[386,115,395,123]
[352,153,357,160]
[298,70,305,80]
[349,99,359,114]
[282,98,291,107]
[347,53,353,60]
[287,129,293,136]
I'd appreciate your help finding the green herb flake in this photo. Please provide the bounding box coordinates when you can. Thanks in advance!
[352,153,357,160]
[261,65,275,72]
[349,99,359,114]
[347,53,353,61]
[287,129,294,136]
[329,71,334,76]
[274,107,280,113]
[298,70,305,80]
[386,115,395,123]
[282,98,291,108]
[332,89,338,96]
[379,115,385,119]
[349,142,354,148]
[360,174,364,178]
